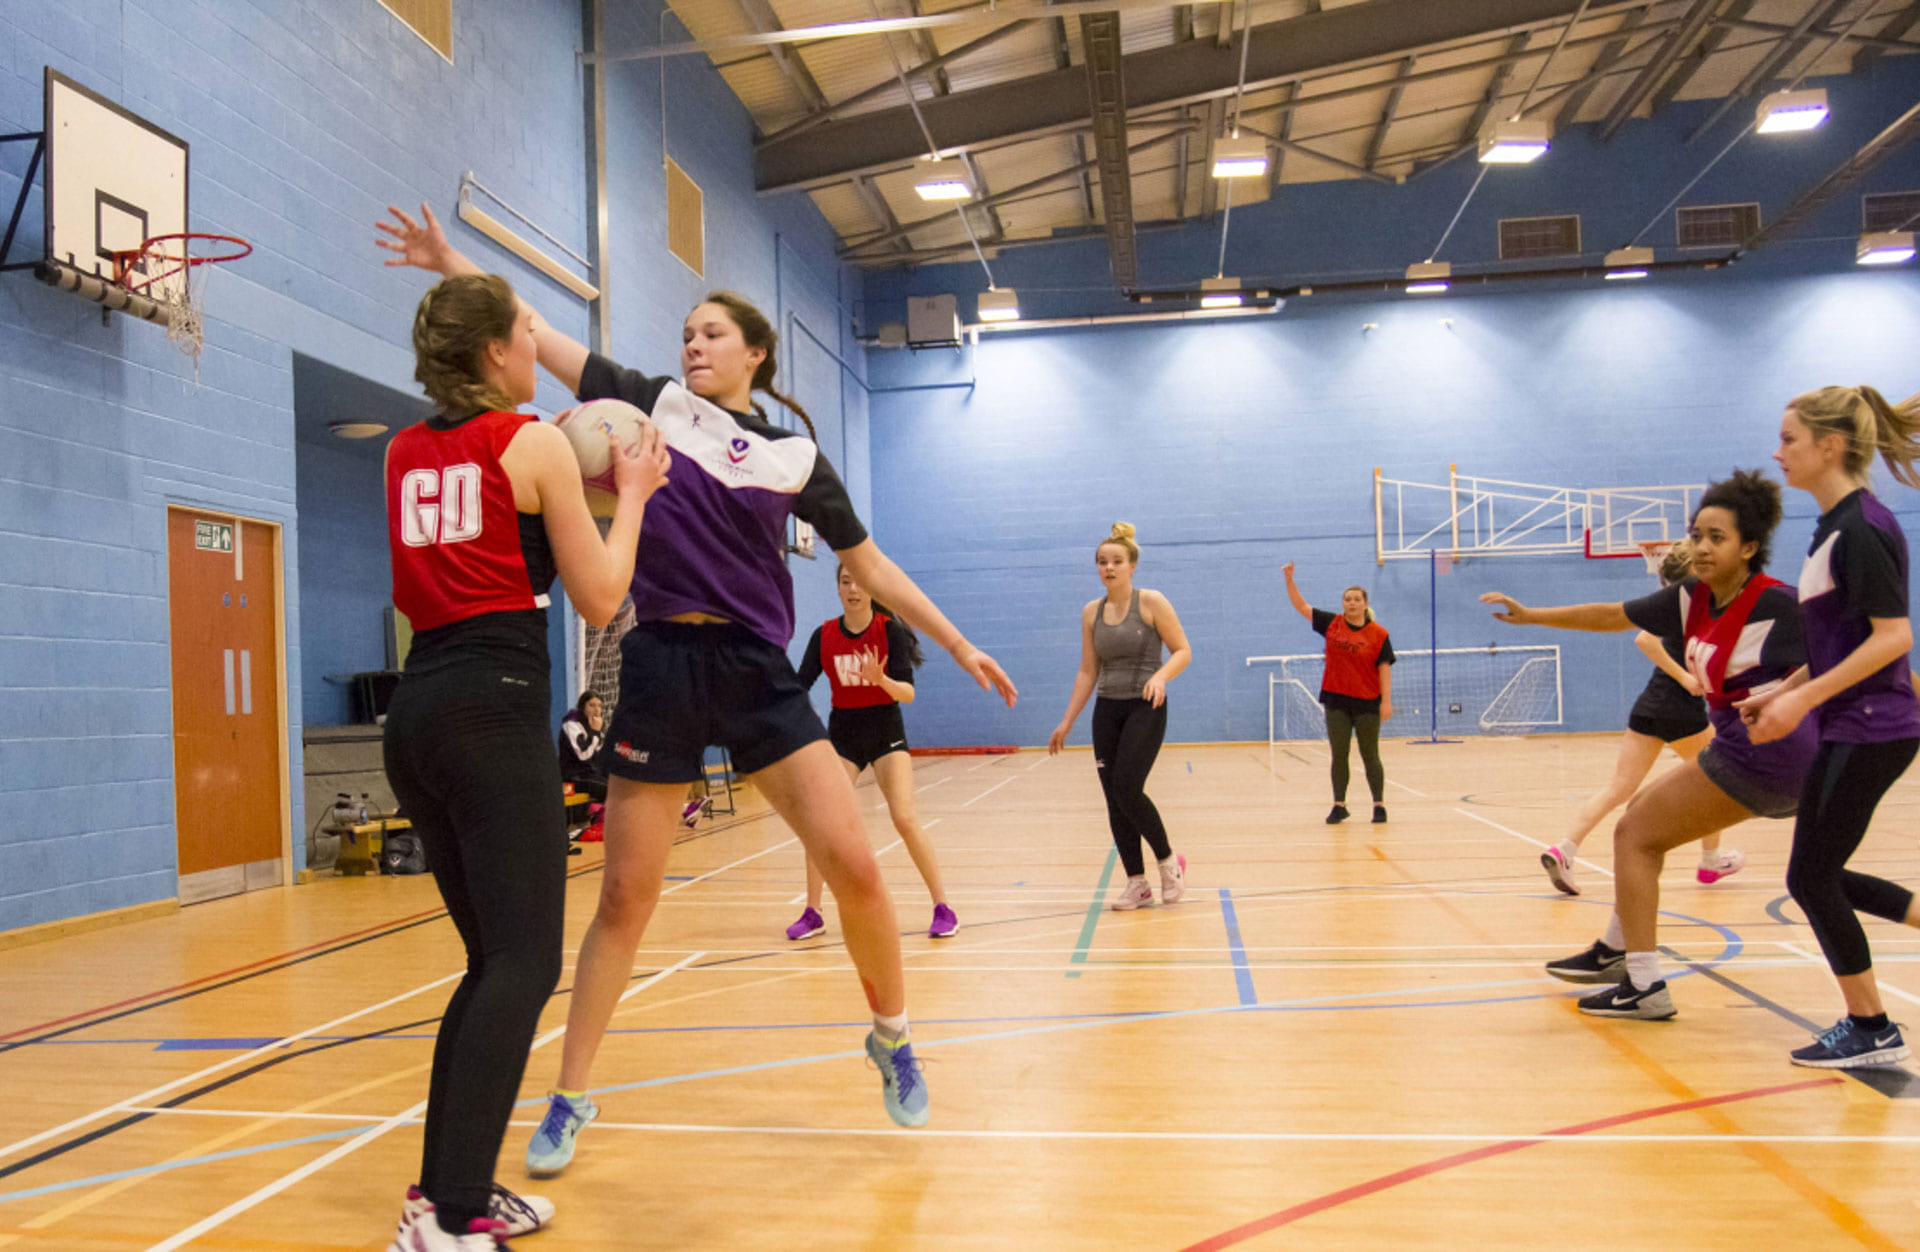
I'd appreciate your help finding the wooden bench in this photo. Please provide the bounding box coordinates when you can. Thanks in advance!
[334,794,594,874]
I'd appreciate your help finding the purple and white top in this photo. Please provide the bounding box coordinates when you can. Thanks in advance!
[577,355,866,649]
[1797,487,1920,744]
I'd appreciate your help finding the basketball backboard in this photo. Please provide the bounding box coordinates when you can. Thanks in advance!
[44,68,188,284]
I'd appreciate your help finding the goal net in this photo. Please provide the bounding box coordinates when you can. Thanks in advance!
[576,597,635,714]
[1262,645,1561,743]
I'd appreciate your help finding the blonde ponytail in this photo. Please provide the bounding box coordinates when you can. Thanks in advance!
[1790,385,1920,489]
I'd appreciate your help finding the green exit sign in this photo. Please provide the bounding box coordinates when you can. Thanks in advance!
[194,520,234,553]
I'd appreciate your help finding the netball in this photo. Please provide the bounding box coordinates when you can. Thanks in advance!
[555,397,648,489]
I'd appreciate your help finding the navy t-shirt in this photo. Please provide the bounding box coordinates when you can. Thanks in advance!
[577,355,866,648]
[1796,488,1920,743]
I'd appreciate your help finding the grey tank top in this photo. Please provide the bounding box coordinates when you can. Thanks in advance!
[1093,589,1164,699]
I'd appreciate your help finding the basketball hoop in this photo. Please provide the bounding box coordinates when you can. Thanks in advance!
[111,232,251,372]
[1638,539,1676,576]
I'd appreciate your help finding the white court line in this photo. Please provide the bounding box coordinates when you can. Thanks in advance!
[915,776,953,794]
[962,756,1002,773]
[961,776,1018,808]
[1023,754,1050,771]
[1287,744,1426,798]
[1778,940,1920,1009]
[145,952,705,1251]
[0,969,466,1167]
[662,839,798,895]
[1455,806,1613,878]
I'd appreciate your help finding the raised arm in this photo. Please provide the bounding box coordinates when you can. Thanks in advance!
[378,203,590,393]
[1050,601,1101,754]
[1281,563,1313,621]
[1140,590,1191,709]
[836,539,1017,706]
[1481,593,1632,633]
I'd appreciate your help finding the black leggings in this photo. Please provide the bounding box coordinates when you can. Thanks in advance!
[1786,737,1918,978]
[1092,696,1173,877]
[384,664,567,1230]
[1325,706,1384,803]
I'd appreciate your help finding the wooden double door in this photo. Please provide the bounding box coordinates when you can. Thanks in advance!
[166,508,287,904]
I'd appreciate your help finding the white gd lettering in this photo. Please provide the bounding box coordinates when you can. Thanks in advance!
[401,464,484,547]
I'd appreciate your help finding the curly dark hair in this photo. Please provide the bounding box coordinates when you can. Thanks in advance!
[1693,468,1782,573]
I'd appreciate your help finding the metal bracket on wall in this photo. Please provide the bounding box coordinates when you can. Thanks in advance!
[0,131,46,273]
[457,173,600,300]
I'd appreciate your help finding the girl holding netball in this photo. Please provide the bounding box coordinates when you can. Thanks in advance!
[382,273,669,1249]
[1048,522,1192,910]
[1484,469,1816,1021]
[788,564,956,940]
[1536,541,1744,895]
[1741,386,1920,1068]
[1282,566,1394,823]
[378,204,1016,1169]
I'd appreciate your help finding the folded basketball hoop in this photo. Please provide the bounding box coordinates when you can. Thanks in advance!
[110,232,251,370]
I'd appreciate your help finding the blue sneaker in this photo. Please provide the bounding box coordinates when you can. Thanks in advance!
[1790,1018,1911,1069]
[525,1090,598,1176]
[865,1031,929,1128]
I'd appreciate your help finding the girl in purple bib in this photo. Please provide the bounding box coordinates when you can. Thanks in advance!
[1742,385,1920,1069]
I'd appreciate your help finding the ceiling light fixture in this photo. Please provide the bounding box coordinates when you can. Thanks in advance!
[329,421,389,439]
[1405,261,1451,294]
[1857,230,1916,266]
[1603,246,1654,280]
[913,156,972,202]
[1199,276,1244,309]
[1210,134,1268,179]
[1756,88,1829,134]
[977,287,1021,321]
[1477,118,1551,164]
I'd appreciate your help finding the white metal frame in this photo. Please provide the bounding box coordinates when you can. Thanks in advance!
[1373,466,1701,563]
[1247,645,1562,743]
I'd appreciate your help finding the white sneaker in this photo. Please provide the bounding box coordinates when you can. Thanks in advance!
[1158,853,1186,905]
[1541,846,1578,896]
[1109,877,1153,911]
[398,1185,551,1242]
[1697,848,1746,884]
[389,1204,510,1250]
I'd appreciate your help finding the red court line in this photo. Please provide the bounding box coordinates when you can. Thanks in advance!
[1179,1076,1842,1251]
[0,906,453,1042]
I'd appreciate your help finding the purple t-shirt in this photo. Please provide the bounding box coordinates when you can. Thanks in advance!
[1624,578,1815,795]
[1796,488,1920,743]
[577,356,867,648]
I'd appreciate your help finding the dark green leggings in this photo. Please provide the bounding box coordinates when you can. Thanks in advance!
[1325,707,1384,803]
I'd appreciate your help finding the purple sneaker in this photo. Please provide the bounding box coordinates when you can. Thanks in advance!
[928,903,958,938]
[786,906,825,941]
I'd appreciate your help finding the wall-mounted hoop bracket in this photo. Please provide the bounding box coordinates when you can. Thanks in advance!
[0,131,47,274]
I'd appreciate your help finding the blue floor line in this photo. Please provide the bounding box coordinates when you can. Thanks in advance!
[1218,888,1258,1006]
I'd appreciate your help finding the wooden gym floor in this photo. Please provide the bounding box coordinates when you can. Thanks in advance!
[4,736,1920,1249]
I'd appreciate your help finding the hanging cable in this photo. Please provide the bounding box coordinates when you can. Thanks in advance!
[867,0,997,286]
[1214,0,1256,280]
[1428,164,1490,262]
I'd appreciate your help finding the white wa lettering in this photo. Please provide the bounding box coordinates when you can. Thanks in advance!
[400,463,484,547]
[1685,637,1716,691]
[833,648,880,685]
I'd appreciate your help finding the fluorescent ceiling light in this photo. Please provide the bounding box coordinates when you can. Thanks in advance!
[1211,134,1268,179]
[1857,231,1916,266]
[1199,276,1244,308]
[1603,246,1653,280]
[977,287,1021,321]
[1477,118,1551,164]
[914,157,972,201]
[329,421,389,439]
[1405,261,1450,294]
[1756,88,1828,134]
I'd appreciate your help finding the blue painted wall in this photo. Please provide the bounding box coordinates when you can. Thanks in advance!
[862,67,1920,749]
[0,0,861,930]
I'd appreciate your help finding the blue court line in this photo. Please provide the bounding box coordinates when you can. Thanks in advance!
[0,1128,366,1205]
[1066,846,1117,979]
[1218,888,1257,1006]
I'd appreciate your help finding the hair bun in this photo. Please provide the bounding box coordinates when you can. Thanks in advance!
[1110,521,1136,542]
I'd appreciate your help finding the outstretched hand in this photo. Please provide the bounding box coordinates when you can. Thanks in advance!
[956,645,1018,707]
[1480,591,1528,624]
[376,202,459,274]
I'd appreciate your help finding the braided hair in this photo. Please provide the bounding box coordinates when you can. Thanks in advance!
[412,274,519,416]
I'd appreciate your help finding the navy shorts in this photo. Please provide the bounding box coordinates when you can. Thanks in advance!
[604,620,826,784]
[1698,742,1799,819]
[828,704,909,772]
[1626,711,1710,743]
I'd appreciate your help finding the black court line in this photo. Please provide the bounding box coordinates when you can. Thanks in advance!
[1659,945,1920,1099]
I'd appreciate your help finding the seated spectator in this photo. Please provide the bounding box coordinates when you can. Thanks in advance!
[558,690,609,804]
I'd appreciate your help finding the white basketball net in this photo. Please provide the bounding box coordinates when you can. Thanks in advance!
[120,239,223,377]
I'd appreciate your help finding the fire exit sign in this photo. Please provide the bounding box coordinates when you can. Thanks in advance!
[194,520,234,553]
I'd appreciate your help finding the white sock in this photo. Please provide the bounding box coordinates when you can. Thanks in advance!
[873,1011,909,1044]
[1601,913,1625,950]
[1698,847,1721,867]
[1557,838,1582,859]
[1624,951,1662,991]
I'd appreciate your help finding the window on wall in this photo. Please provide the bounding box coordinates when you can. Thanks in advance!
[666,158,705,277]
[1676,203,1760,249]
[1497,215,1580,260]
[1863,191,1920,232]
[380,0,452,61]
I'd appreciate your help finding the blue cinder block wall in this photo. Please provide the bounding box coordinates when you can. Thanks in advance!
[861,65,1920,750]
[0,0,863,931]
